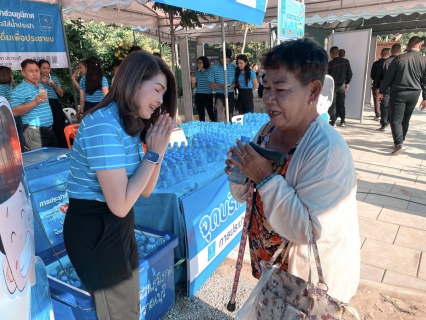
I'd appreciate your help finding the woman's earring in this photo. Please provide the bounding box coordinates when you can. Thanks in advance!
[309,101,313,105]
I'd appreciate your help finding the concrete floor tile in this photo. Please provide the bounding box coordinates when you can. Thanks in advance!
[382,270,426,291]
[418,253,426,281]
[360,263,384,282]
[357,201,381,219]
[391,184,426,199]
[378,207,426,231]
[407,196,426,212]
[358,217,399,244]
[364,191,410,209]
[356,179,394,193]
[388,157,423,166]
[356,171,381,180]
[394,226,426,251]
[361,239,420,277]
[368,163,401,173]
[378,172,417,184]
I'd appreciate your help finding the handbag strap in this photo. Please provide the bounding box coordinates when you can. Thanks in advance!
[307,220,326,287]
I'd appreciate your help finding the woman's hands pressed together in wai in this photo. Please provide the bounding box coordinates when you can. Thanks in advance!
[145,113,174,156]
[225,139,274,184]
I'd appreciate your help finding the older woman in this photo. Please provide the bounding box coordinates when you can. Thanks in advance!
[226,38,359,305]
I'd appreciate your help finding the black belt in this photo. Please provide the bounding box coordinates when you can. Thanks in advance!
[23,125,53,131]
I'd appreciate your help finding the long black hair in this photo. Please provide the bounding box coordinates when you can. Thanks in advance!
[84,56,103,95]
[88,50,177,141]
[235,54,251,87]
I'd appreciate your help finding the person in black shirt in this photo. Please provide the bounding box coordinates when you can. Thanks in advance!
[327,46,353,127]
[380,36,426,155]
[370,48,390,121]
[339,49,345,58]
[375,44,401,131]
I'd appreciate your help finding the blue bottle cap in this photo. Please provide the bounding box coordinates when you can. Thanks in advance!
[50,270,58,277]
[61,276,68,282]
[74,281,81,288]
[164,234,170,241]
[149,237,156,244]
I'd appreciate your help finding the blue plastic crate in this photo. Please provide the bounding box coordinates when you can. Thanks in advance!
[23,147,178,320]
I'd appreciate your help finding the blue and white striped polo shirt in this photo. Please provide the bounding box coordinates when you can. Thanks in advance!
[195,69,212,94]
[237,69,257,89]
[10,80,53,127]
[0,84,11,100]
[38,75,61,100]
[208,62,236,93]
[79,76,108,103]
[66,101,144,202]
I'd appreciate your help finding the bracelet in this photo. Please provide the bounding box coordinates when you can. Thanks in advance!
[256,173,277,190]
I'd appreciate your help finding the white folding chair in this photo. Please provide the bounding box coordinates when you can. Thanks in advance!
[63,107,78,124]
[231,115,244,125]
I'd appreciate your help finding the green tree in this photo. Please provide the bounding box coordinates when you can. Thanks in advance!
[239,23,256,54]
[150,2,214,71]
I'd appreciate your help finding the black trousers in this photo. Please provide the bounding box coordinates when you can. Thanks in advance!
[195,93,215,121]
[84,101,99,113]
[372,86,381,117]
[49,98,68,148]
[64,198,139,320]
[237,89,254,114]
[328,84,346,123]
[23,125,58,150]
[258,84,264,98]
[389,90,420,146]
[14,116,30,152]
[380,91,390,128]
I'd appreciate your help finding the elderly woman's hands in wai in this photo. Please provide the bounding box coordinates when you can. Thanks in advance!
[225,140,274,184]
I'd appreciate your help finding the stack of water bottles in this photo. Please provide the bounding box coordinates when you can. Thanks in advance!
[156,113,269,188]
[49,261,85,290]
[135,231,171,260]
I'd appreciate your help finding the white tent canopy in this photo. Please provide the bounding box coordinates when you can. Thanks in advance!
[32,0,426,43]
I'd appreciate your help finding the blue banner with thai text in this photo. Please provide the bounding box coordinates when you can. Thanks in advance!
[278,0,305,40]
[0,0,67,70]
[180,174,246,297]
[154,0,268,25]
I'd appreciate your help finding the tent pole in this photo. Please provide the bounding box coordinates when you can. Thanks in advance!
[59,4,78,110]
[221,17,229,123]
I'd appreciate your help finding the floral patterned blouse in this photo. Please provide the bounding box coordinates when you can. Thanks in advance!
[248,122,301,279]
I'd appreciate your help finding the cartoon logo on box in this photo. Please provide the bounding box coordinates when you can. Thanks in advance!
[0,102,36,319]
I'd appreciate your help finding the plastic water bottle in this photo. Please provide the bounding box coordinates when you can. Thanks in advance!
[228,136,250,184]
[50,269,58,277]
[146,237,157,253]
[156,234,171,246]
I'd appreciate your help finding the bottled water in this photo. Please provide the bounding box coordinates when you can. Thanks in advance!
[156,234,171,246]
[146,237,157,253]
[228,136,250,184]
[186,152,199,175]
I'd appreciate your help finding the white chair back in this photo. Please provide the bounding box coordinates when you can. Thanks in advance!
[63,107,78,124]
[231,115,244,125]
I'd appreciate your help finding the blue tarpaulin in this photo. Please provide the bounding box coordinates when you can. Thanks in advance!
[154,0,268,25]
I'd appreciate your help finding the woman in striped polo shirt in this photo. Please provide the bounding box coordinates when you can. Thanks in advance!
[191,56,215,121]
[235,54,258,114]
[38,59,68,148]
[63,51,176,320]
[78,56,109,117]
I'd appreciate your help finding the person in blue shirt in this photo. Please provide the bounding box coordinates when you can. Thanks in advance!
[208,48,236,121]
[71,60,86,91]
[78,56,109,117]
[38,59,68,148]
[63,51,176,320]
[10,59,57,150]
[0,66,28,152]
[191,56,214,121]
[235,54,258,114]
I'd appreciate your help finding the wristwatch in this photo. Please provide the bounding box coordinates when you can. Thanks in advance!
[144,150,161,165]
